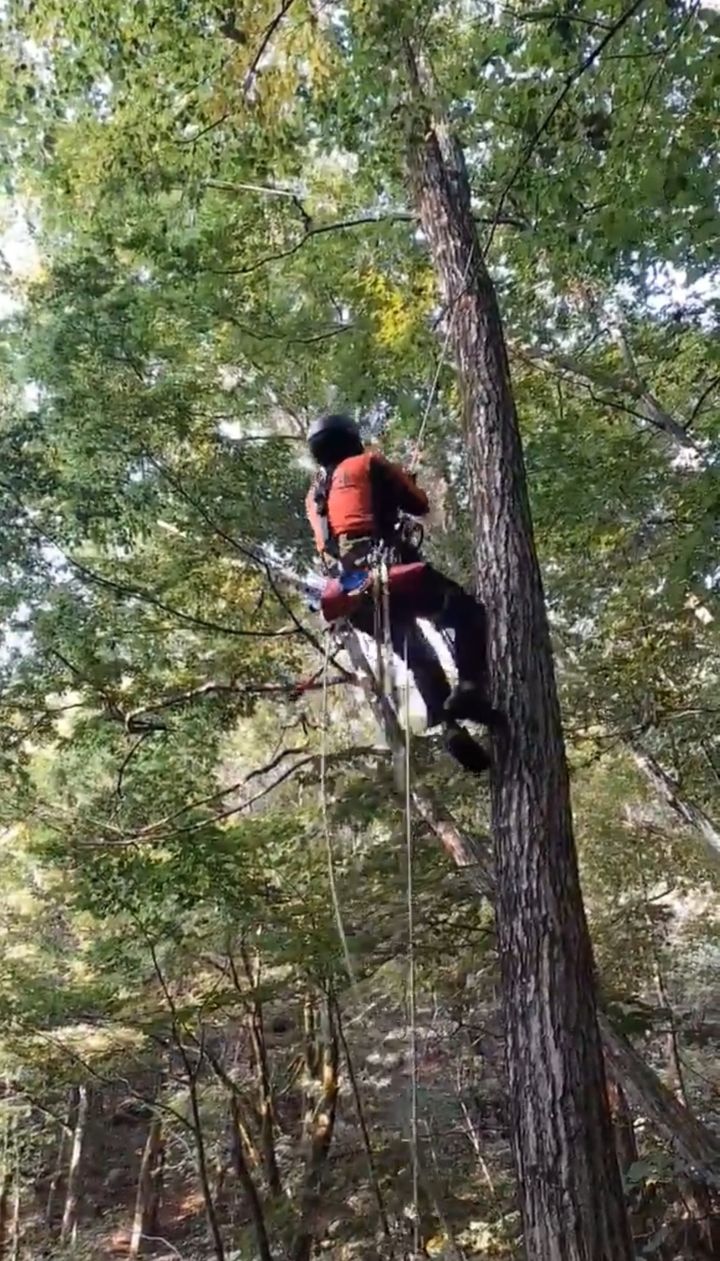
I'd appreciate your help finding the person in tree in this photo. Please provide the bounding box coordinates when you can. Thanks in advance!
[305,412,500,773]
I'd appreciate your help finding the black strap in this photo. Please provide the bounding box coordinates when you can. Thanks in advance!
[313,467,339,558]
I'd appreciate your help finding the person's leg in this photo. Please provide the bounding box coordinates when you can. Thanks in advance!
[413,568,501,727]
[350,602,450,728]
[349,598,490,774]
[391,619,451,729]
[443,722,492,774]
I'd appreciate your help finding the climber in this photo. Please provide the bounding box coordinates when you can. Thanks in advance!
[305,413,501,773]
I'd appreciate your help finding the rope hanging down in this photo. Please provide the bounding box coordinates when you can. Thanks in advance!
[319,581,419,1245]
[319,631,356,988]
[404,635,420,1254]
[315,236,475,1228]
[410,243,475,472]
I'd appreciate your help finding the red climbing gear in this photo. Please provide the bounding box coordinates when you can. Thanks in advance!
[320,561,429,624]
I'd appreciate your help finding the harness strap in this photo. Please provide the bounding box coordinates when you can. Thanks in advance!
[313,466,339,560]
[314,463,419,563]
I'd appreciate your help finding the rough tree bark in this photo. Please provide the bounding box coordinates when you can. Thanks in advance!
[0,1170,11,1259]
[129,1115,164,1258]
[236,945,282,1195]
[403,51,634,1260]
[607,1080,638,1176]
[290,996,339,1261]
[230,1097,274,1261]
[60,1084,88,1244]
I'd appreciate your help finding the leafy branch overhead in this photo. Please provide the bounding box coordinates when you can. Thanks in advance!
[0,1,717,1259]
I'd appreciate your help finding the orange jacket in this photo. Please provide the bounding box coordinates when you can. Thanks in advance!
[305,450,429,555]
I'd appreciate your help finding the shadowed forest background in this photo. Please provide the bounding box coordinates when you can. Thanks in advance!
[0,1,718,1258]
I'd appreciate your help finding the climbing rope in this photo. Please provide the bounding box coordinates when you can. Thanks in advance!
[319,630,356,988]
[404,635,420,1254]
[410,243,475,473]
[380,556,396,710]
[320,575,420,1244]
[316,271,473,1232]
[368,557,420,1244]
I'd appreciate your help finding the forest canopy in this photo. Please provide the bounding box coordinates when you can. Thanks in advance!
[0,1,718,1259]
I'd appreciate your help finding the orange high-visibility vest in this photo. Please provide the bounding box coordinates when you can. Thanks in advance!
[305,451,429,555]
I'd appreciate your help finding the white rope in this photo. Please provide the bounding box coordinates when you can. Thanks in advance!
[320,631,356,988]
[404,635,419,1254]
[410,243,475,472]
[372,565,386,699]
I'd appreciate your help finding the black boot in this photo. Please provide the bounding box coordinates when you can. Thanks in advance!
[444,681,503,729]
[425,697,448,730]
[443,722,491,774]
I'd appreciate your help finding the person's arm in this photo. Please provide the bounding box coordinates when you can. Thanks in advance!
[305,482,328,554]
[370,452,430,516]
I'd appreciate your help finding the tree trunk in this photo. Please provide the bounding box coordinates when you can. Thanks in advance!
[150,942,225,1261]
[676,1181,720,1258]
[187,1076,226,1261]
[655,968,689,1106]
[230,1097,273,1261]
[599,1013,720,1174]
[290,999,339,1261]
[60,1084,88,1244]
[203,1043,263,1169]
[334,999,393,1247]
[247,988,281,1195]
[45,1125,68,1233]
[8,1174,18,1261]
[0,1171,11,1258]
[230,947,282,1195]
[631,745,720,870]
[404,52,634,1260]
[607,1081,638,1176]
[129,1115,164,1258]
[214,1157,229,1211]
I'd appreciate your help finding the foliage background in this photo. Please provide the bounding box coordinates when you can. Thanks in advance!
[0,1,717,1258]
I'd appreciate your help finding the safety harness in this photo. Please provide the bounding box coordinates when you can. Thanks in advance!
[313,464,424,577]
[311,466,341,563]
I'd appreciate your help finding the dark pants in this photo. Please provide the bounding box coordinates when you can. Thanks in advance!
[350,564,489,727]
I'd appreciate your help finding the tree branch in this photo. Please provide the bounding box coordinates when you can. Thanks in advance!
[210,213,413,276]
[29,1029,194,1134]
[116,730,157,799]
[244,0,298,97]
[686,374,720,430]
[66,553,299,641]
[81,745,384,847]
[124,677,349,727]
[485,0,647,250]
[211,207,526,277]
[145,453,354,680]
[630,742,720,870]
[514,343,700,451]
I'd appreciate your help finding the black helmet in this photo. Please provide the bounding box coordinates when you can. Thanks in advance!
[308,412,363,467]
